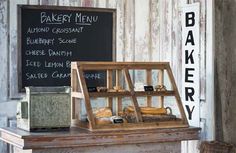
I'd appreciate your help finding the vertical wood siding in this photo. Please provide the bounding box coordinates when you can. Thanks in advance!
[0,0,8,102]
[0,0,210,152]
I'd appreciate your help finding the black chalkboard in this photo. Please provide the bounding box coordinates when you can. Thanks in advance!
[18,5,116,91]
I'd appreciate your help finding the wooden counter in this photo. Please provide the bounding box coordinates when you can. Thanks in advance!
[0,127,200,153]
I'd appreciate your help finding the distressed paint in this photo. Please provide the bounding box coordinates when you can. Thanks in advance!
[68,0,81,6]
[58,0,70,6]
[0,0,212,153]
[0,0,8,102]
[124,0,135,62]
[172,0,182,91]
[81,0,93,7]
[134,0,150,62]
[96,0,106,8]
[150,0,160,62]
[28,0,40,5]
[13,142,181,153]
[116,0,125,62]
[9,0,27,99]
[106,0,116,9]
[0,116,8,153]
[160,1,172,62]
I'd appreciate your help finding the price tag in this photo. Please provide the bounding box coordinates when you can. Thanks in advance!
[144,86,154,91]
[87,87,97,92]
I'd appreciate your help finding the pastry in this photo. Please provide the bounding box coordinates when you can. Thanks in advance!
[94,107,112,118]
[125,106,168,115]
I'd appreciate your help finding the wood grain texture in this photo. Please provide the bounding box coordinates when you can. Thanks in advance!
[0,0,210,149]
[40,0,57,5]
[13,141,181,153]
[9,0,27,98]
[0,127,200,149]
[0,0,8,102]
[134,0,149,62]
[0,116,8,153]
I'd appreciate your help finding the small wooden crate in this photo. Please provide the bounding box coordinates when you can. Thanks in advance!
[17,87,71,132]
[71,62,189,131]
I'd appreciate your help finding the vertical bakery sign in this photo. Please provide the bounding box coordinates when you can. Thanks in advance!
[182,3,200,127]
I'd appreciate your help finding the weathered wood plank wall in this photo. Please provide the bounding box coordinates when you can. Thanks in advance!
[0,0,212,153]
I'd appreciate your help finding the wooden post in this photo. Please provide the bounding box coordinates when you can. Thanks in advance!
[77,68,96,129]
[116,70,122,115]
[124,68,143,122]
[71,63,79,126]
[166,64,188,125]
[146,69,152,107]
[158,70,164,108]
[107,70,113,109]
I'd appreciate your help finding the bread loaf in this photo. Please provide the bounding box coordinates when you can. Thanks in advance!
[94,107,112,118]
[95,117,112,125]
[125,106,167,115]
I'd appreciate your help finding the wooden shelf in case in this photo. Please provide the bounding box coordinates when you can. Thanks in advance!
[87,90,175,98]
[71,62,189,131]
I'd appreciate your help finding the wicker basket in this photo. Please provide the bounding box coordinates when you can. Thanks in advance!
[200,141,233,153]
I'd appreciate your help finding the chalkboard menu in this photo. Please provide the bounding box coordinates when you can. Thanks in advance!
[18,5,116,91]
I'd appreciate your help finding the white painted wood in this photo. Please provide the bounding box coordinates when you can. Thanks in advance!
[116,0,125,62]
[159,1,172,62]
[58,0,70,6]
[0,116,8,153]
[0,0,8,102]
[81,0,94,7]
[198,0,206,100]
[106,0,116,9]
[134,0,149,62]
[68,0,81,6]
[9,0,27,99]
[149,0,160,62]
[96,0,106,8]
[28,0,40,5]
[0,1,212,152]
[40,0,58,5]
[124,0,135,62]
[172,0,182,91]
[205,0,215,141]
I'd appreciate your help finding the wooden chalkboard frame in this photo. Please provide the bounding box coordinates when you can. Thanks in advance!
[17,5,116,92]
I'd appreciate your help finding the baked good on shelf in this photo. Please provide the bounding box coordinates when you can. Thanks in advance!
[95,117,112,125]
[155,85,167,91]
[125,106,168,115]
[93,107,112,118]
[96,87,108,92]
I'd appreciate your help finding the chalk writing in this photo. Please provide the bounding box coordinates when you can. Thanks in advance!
[48,49,72,57]
[25,60,41,67]
[52,71,70,79]
[26,73,48,80]
[58,38,77,44]
[84,73,102,80]
[25,49,46,56]
[20,6,114,89]
[26,37,55,45]
[27,27,50,33]
[75,13,98,25]
[41,12,72,24]
[52,27,84,34]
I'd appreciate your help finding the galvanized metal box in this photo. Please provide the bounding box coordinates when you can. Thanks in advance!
[17,87,71,131]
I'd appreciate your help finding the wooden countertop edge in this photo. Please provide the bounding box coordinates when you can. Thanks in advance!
[0,127,201,150]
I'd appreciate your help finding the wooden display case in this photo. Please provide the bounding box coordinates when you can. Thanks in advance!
[71,62,189,131]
